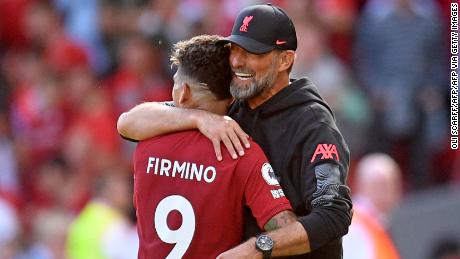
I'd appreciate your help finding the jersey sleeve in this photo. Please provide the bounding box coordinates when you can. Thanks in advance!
[297,122,353,251]
[235,143,292,230]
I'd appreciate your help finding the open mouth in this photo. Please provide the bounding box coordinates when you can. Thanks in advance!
[235,72,254,81]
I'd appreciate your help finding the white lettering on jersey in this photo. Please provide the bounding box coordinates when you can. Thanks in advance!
[155,156,159,174]
[271,189,285,199]
[160,159,172,176]
[147,157,156,174]
[146,157,216,183]
[203,167,216,183]
[172,161,186,177]
[184,162,190,179]
[190,164,203,181]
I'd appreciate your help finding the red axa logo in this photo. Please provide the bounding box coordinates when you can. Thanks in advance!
[310,144,339,163]
[239,16,253,32]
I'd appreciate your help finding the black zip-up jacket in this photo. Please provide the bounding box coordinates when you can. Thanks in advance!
[229,77,353,259]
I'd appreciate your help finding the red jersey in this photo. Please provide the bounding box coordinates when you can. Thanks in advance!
[133,130,292,259]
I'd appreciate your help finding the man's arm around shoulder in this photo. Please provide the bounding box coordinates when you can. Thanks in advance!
[117,102,201,141]
[117,102,250,160]
[217,211,311,259]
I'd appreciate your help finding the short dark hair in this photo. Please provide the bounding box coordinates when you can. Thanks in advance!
[170,35,232,100]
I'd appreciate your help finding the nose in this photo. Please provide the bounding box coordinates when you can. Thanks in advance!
[230,48,244,69]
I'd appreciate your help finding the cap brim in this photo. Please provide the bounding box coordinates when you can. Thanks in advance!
[217,35,274,54]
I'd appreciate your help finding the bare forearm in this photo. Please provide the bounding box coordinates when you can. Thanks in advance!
[117,102,250,160]
[117,102,202,140]
[264,210,297,231]
[264,212,310,256]
[218,218,311,258]
[269,221,310,256]
[245,222,310,257]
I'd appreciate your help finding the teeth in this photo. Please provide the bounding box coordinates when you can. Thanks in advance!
[235,72,253,80]
[235,72,252,77]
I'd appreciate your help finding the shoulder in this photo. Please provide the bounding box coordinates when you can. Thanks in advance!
[288,78,336,125]
[137,130,202,149]
[234,140,268,169]
[287,102,339,139]
[243,139,266,158]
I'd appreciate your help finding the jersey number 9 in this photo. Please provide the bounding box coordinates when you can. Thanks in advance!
[154,195,196,258]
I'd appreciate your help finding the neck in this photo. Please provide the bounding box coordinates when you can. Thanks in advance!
[247,72,290,109]
[197,98,231,115]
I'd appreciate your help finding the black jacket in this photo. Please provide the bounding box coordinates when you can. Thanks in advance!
[229,78,353,259]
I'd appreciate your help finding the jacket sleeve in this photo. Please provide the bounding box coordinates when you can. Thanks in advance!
[296,122,353,251]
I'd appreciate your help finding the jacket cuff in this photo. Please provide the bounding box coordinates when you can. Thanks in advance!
[298,211,331,251]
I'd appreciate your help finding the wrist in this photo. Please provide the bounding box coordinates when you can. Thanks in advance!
[189,109,205,129]
[255,234,274,258]
[247,237,264,259]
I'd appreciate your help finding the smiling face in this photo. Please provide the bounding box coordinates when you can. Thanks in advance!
[229,44,280,101]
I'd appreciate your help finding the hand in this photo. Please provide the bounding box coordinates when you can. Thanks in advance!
[216,238,261,259]
[196,113,250,161]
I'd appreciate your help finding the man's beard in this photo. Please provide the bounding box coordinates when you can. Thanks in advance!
[230,63,277,100]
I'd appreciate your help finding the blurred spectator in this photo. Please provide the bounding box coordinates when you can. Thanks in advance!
[343,153,402,259]
[98,1,131,75]
[62,84,122,207]
[28,157,72,210]
[313,0,359,64]
[0,196,21,257]
[138,0,191,45]
[107,35,172,117]
[66,172,137,259]
[8,52,65,168]
[180,0,239,37]
[282,0,360,64]
[0,112,19,195]
[353,153,403,226]
[20,209,72,259]
[23,1,89,75]
[291,20,370,156]
[0,0,34,50]
[52,0,109,74]
[353,0,448,190]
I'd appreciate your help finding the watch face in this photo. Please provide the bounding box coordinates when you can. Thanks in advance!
[256,235,274,251]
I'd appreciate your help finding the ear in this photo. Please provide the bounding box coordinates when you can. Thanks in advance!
[278,50,295,72]
[178,83,192,105]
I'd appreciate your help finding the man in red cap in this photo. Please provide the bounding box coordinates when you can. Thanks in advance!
[118,4,352,259]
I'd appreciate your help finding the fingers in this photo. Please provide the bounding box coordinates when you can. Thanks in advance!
[212,139,223,161]
[235,126,250,149]
[221,134,238,160]
[224,115,249,152]
[201,115,250,161]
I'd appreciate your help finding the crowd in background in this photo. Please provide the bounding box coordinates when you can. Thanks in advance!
[0,0,458,258]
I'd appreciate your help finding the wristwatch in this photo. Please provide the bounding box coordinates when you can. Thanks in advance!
[255,234,274,258]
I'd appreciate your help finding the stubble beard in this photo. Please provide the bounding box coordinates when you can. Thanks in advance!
[230,62,278,100]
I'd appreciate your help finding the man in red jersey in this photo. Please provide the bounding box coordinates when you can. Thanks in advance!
[132,35,294,258]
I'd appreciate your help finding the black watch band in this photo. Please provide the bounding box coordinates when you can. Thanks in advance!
[255,234,274,258]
